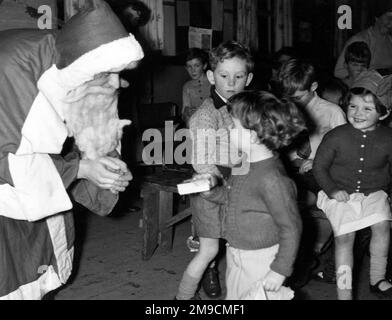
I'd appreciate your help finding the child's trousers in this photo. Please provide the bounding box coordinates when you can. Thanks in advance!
[225,244,279,300]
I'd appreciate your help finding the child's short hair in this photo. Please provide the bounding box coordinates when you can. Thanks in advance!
[209,41,254,73]
[277,59,317,96]
[272,46,298,70]
[227,91,306,150]
[319,77,348,105]
[343,87,388,116]
[185,48,209,66]
[112,0,152,28]
[344,42,371,66]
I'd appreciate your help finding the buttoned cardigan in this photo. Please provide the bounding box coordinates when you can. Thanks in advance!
[313,124,392,197]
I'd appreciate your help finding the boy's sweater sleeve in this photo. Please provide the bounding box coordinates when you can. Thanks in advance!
[261,176,302,277]
[313,132,339,197]
[189,107,221,177]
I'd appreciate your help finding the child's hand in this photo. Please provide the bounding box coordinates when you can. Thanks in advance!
[190,173,219,189]
[299,159,313,174]
[331,190,350,202]
[187,173,219,196]
[263,270,286,292]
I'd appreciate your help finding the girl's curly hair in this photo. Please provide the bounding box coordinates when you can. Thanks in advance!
[227,91,307,150]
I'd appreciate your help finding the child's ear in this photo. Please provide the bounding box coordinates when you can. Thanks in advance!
[246,73,254,87]
[380,109,391,121]
[310,81,318,92]
[206,70,215,85]
[203,63,208,71]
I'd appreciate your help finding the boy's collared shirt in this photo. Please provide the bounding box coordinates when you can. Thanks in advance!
[211,87,228,108]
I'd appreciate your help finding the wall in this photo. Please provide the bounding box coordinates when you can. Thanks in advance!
[140,63,190,108]
[139,0,236,106]
[0,0,57,31]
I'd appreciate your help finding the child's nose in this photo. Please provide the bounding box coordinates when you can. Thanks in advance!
[354,108,362,115]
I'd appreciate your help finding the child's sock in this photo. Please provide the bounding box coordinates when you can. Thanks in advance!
[176,271,200,300]
[370,254,388,285]
[337,288,352,300]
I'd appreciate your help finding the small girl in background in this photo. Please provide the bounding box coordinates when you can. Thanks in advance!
[198,91,305,299]
[313,70,392,300]
[182,48,211,126]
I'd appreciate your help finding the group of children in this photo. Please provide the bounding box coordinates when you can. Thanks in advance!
[175,39,392,300]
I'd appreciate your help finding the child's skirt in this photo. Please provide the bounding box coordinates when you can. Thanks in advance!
[317,190,391,237]
[225,244,293,300]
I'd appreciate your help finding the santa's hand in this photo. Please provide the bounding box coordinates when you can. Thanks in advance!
[110,169,133,194]
[120,78,130,88]
[78,158,126,191]
[99,157,128,174]
[99,157,132,194]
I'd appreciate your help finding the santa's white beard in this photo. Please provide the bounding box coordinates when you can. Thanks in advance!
[63,79,131,160]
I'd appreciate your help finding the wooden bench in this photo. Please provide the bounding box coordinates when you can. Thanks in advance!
[140,168,193,260]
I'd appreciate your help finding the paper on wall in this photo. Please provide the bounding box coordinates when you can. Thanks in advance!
[188,26,212,51]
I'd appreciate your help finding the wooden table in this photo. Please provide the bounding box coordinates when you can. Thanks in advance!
[140,168,193,260]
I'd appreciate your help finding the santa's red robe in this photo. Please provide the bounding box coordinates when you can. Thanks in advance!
[0,1,143,299]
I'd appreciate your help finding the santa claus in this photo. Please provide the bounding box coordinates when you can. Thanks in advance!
[0,0,143,299]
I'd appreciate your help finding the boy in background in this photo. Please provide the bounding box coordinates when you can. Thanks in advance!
[318,77,348,112]
[342,41,371,88]
[182,48,211,126]
[275,59,346,287]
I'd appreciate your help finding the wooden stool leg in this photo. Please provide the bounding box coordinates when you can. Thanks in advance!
[141,187,160,260]
[158,190,173,252]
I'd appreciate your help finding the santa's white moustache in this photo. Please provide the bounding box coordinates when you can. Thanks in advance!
[63,73,131,161]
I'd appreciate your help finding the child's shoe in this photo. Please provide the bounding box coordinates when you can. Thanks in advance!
[370,279,392,299]
[201,266,222,298]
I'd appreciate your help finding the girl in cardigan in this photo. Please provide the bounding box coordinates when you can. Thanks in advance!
[313,70,392,300]
[194,91,305,299]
